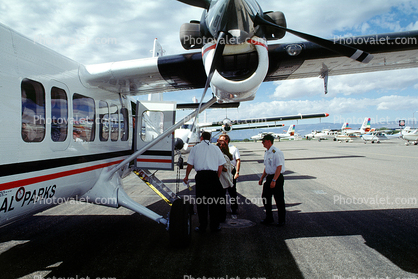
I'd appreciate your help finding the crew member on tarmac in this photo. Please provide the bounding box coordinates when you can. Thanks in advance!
[258,134,286,226]
[184,131,226,232]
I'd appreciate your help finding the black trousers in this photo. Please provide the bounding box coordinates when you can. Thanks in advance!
[195,170,224,230]
[262,174,285,223]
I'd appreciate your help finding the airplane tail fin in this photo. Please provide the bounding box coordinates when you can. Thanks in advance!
[152,38,165,57]
[288,124,296,136]
[361,118,371,132]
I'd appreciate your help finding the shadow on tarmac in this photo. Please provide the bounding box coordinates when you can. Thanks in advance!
[0,187,417,279]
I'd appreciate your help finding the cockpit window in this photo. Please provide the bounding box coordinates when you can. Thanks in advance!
[21,79,45,142]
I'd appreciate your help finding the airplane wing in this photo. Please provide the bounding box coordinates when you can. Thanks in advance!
[205,113,329,127]
[205,122,285,133]
[197,112,328,133]
[79,31,418,96]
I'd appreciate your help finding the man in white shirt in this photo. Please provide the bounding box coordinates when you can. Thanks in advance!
[184,131,226,232]
[219,134,240,215]
[258,134,286,226]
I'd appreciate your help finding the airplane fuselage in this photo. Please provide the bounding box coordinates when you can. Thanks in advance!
[0,23,133,226]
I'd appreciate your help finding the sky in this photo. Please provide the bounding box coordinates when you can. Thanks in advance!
[2,0,418,132]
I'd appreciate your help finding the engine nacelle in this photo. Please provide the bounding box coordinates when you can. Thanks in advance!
[263,11,287,40]
[221,118,233,133]
[180,21,205,50]
[202,36,269,102]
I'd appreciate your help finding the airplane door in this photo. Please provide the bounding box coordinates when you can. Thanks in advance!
[135,101,176,170]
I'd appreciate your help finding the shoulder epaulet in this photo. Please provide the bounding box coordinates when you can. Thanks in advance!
[272,149,276,153]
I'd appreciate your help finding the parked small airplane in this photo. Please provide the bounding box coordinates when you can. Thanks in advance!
[250,124,296,141]
[345,118,372,135]
[2,0,418,247]
[175,113,328,152]
[361,131,401,143]
[305,123,347,141]
[401,128,418,145]
[250,131,276,141]
[272,124,296,140]
[334,119,372,142]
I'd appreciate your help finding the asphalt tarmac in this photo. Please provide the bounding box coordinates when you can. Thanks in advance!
[1,139,417,279]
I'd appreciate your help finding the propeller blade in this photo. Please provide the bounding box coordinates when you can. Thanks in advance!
[186,31,227,145]
[203,31,227,95]
[176,0,210,9]
[254,14,373,63]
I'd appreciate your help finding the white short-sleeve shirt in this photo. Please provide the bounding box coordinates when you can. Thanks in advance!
[228,144,240,167]
[264,145,285,175]
[188,140,226,171]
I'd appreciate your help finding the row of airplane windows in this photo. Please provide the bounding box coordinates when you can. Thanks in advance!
[21,78,129,143]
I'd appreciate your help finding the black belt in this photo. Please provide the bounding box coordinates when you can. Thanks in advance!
[197,170,217,173]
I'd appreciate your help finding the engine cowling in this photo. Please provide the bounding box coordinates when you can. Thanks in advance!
[202,36,269,102]
[263,11,287,40]
[180,21,205,50]
[221,118,233,133]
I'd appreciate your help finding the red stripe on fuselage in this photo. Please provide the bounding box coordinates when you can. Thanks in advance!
[0,160,123,191]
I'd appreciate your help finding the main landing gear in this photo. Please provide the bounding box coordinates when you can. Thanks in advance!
[169,199,193,248]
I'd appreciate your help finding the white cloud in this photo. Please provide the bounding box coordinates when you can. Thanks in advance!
[272,68,418,99]
[1,0,418,124]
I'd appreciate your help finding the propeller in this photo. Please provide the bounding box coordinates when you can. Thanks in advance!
[176,0,210,9]
[183,31,227,150]
[253,14,373,63]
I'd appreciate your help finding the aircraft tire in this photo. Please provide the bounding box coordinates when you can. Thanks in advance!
[169,198,192,248]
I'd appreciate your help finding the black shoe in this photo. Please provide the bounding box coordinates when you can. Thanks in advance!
[260,219,274,225]
[195,226,206,233]
[211,226,222,233]
[276,221,286,227]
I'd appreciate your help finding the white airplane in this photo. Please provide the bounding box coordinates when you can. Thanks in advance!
[306,128,341,141]
[2,0,418,247]
[175,113,328,152]
[251,131,276,141]
[345,118,372,135]
[272,124,296,140]
[334,119,372,142]
[401,128,418,145]
[361,131,401,143]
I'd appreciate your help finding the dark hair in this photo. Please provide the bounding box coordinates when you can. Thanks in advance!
[219,141,233,160]
[262,134,274,144]
[219,133,230,143]
[201,131,211,140]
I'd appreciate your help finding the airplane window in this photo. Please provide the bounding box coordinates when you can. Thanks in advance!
[141,110,164,142]
[98,101,109,141]
[73,93,95,142]
[51,87,68,142]
[110,104,119,141]
[120,107,129,141]
[21,79,45,142]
